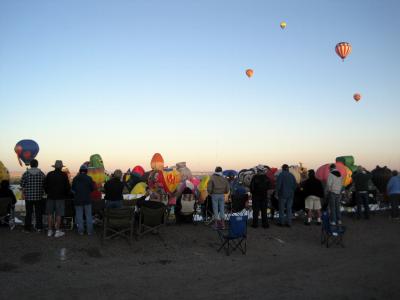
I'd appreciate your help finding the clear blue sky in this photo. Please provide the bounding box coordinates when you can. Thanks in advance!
[1,0,399,173]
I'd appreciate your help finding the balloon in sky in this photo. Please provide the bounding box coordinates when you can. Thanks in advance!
[353,93,361,102]
[246,69,253,78]
[280,21,286,29]
[335,42,352,61]
[14,139,39,166]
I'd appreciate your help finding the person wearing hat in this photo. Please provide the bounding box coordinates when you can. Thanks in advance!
[104,169,124,208]
[72,164,95,235]
[207,166,230,229]
[326,163,343,225]
[44,160,71,237]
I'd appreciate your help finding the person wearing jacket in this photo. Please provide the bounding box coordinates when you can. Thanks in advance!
[276,164,297,227]
[207,166,230,229]
[20,159,46,232]
[104,169,124,208]
[0,179,17,229]
[302,169,324,225]
[352,166,372,220]
[387,170,400,220]
[72,164,94,235]
[326,164,343,225]
[250,166,271,228]
[45,160,71,238]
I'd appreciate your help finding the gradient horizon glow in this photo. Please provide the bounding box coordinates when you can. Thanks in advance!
[1,0,400,173]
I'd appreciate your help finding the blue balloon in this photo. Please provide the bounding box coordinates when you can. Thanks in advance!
[14,139,39,166]
[223,169,238,178]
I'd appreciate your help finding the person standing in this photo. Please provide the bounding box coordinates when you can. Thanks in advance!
[72,165,94,235]
[45,160,71,237]
[20,159,46,232]
[249,166,271,228]
[387,170,400,220]
[302,169,324,225]
[0,180,17,229]
[104,169,124,208]
[276,164,297,227]
[326,164,343,225]
[352,166,372,220]
[207,166,230,229]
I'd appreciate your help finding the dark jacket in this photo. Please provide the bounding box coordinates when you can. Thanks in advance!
[45,169,71,200]
[72,173,94,205]
[104,177,124,201]
[276,170,297,198]
[302,176,324,198]
[352,172,372,192]
[0,180,17,206]
[250,174,270,199]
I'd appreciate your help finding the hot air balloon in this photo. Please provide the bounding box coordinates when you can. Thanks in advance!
[280,21,286,29]
[246,69,253,78]
[335,42,352,61]
[353,93,361,102]
[151,153,164,170]
[14,139,39,166]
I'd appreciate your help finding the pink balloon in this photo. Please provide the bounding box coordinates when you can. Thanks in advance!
[316,162,347,183]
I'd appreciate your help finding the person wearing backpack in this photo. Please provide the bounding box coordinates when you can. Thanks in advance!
[250,166,271,228]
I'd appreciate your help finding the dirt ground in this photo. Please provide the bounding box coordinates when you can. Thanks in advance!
[0,212,399,300]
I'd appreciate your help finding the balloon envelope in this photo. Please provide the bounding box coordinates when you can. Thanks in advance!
[280,21,286,29]
[223,170,237,178]
[335,42,352,61]
[14,139,39,166]
[353,93,361,102]
[246,69,253,78]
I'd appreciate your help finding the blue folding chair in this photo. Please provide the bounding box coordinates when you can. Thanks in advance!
[320,211,346,248]
[217,215,248,255]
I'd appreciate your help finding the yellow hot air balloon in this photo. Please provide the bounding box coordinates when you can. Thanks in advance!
[245,69,253,78]
[280,21,286,29]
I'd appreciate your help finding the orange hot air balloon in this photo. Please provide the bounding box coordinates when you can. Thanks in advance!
[150,153,164,171]
[353,93,361,102]
[335,42,352,61]
[246,69,253,78]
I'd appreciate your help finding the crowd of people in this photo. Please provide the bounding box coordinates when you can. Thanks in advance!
[0,159,400,238]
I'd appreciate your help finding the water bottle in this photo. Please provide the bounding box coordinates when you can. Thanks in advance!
[59,248,67,261]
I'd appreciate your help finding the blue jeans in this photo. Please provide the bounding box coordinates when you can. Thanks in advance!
[74,204,93,235]
[328,192,341,224]
[356,191,369,219]
[278,196,293,225]
[106,200,122,209]
[211,194,225,221]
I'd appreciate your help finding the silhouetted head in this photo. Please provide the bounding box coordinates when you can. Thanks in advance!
[329,163,336,170]
[392,170,398,176]
[79,164,88,174]
[215,166,222,173]
[282,164,289,171]
[30,159,38,168]
[1,180,10,189]
[308,169,315,178]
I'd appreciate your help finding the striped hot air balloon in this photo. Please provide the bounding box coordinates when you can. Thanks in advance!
[335,42,352,61]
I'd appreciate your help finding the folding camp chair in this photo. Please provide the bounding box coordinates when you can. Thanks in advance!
[62,199,75,230]
[217,215,248,255]
[103,207,135,245]
[0,197,15,230]
[137,205,167,239]
[320,211,346,248]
